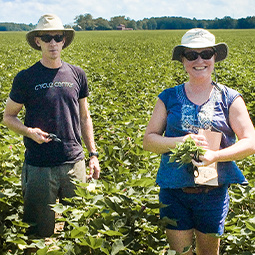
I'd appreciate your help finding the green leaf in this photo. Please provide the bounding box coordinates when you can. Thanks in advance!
[79,236,103,249]
[127,177,155,187]
[36,247,49,255]
[51,203,70,214]
[47,251,63,255]
[111,239,125,255]
[169,136,205,166]
[245,221,255,231]
[161,216,178,227]
[7,237,27,245]
[99,229,124,237]
[11,220,29,228]
[167,250,177,255]
[34,239,47,249]
[182,245,192,253]
[70,225,88,238]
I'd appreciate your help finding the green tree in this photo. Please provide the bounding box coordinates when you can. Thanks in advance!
[141,19,149,29]
[110,16,127,30]
[74,13,95,30]
[237,16,255,28]
[94,17,112,30]
[126,19,137,30]
[136,20,144,30]
[147,18,157,30]
[219,16,237,29]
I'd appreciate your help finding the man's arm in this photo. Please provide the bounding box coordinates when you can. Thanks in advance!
[3,97,50,144]
[79,97,100,179]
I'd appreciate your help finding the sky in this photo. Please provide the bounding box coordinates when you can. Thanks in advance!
[0,0,254,25]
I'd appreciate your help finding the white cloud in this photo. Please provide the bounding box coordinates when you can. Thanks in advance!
[0,0,254,24]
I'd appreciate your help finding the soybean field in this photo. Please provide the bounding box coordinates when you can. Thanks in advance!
[1,30,255,254]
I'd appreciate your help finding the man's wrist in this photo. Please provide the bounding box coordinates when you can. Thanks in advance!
[89,151,99,158]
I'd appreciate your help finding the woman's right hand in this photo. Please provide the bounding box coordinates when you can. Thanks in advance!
[183,133,209,149]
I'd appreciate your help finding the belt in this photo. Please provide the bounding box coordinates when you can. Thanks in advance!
[182,186,219,194]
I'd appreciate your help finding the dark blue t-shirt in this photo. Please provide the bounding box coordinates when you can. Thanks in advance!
[10,61,89,167]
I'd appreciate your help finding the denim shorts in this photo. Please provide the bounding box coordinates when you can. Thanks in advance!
[21,160,86,237]
[159,185,230,235]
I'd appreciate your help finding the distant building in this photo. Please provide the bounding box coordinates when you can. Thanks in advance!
[117,24,133,30]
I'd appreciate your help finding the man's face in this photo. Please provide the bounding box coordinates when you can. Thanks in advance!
[35,31,65,60]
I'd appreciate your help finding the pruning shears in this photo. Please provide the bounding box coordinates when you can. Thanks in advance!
[192,150,200,178]
[47,133,62,143]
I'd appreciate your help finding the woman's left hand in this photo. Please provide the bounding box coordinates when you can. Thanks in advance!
[192,149,219,167]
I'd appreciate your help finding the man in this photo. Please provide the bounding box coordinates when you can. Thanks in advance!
[3,14,100,238]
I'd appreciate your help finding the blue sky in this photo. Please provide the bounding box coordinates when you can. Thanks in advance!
[0,0,254,25]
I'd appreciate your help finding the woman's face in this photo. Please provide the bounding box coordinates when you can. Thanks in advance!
[182,47,216,80]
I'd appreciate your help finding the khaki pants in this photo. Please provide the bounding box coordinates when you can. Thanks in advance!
[21,160,86,238]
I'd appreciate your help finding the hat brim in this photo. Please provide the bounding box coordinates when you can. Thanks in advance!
[26,28,75,50]
[172,43,228,63]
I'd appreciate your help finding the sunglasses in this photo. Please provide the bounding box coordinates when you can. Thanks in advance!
[182,49,215,61]
[39,34,64,43]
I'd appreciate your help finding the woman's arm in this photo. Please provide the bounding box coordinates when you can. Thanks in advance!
[199,96,255,165]
[143,99,207,154]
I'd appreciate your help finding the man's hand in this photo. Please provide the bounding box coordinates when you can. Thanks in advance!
[88,156,100,180]
[27,127,51,144]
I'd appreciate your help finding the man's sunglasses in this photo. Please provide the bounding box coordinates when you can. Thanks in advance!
[39,34,65,43]
[182,49,216,61]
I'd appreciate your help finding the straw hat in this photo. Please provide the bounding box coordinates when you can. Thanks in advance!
[26,14,75,50]
[172,28,228,62]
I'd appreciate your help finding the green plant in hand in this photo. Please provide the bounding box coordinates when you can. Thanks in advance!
[169,136,206,166]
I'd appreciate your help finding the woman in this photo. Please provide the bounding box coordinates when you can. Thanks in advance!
[143,28,255,255]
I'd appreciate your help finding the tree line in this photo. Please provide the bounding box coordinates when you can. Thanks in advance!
[0,22,34,31]
[1,15,255,31]
[73,15,255,30]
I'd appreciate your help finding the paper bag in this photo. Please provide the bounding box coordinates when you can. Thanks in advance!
[194,129,222,186]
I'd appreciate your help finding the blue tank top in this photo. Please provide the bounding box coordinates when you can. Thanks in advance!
[156,83,248,188]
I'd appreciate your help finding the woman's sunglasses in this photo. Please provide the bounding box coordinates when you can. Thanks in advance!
[182,49,215,61]
[39,34,65,43]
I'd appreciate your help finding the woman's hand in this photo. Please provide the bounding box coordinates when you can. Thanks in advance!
[192,149,219,167]
[185,133,218,167]
[183,133,209,148]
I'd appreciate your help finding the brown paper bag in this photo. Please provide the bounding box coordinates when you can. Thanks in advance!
[194,129,222,186]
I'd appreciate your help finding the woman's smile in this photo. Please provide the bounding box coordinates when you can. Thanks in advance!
[193,66,207,70]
